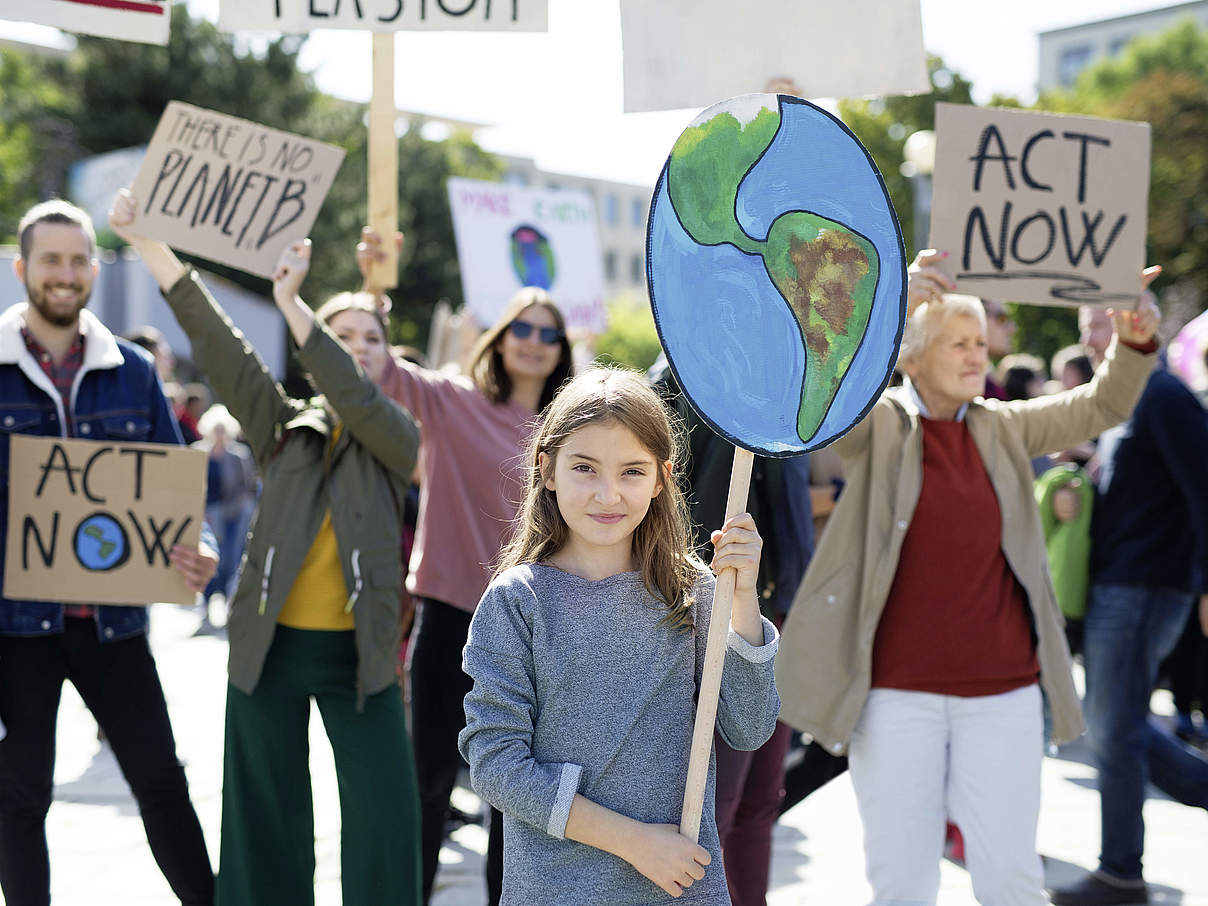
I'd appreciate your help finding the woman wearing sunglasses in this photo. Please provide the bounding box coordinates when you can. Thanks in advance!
[358,229,573,906]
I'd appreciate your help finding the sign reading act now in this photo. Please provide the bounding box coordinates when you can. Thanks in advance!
[931,103,1150,306]
[4,436,206,607]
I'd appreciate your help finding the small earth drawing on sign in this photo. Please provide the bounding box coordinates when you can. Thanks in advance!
[510,225,555,289]
[74,513,131,572]
[647,93,906,455]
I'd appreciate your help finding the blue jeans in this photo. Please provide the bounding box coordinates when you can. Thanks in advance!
[1083,583,1208,880]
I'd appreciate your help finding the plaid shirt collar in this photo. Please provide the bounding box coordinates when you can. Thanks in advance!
[19,323,93,618]
[20,323,85,405]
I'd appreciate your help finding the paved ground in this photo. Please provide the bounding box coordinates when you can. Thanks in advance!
[28,605,1208,905]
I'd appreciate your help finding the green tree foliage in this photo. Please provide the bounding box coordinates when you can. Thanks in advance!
[595,293,662,372]
[1041,20,1208,309]
[0,49,71,242]
[0,5,501,349]
[839,57,976,260]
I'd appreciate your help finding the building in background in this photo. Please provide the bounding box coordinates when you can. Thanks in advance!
[1038,0,1208,91]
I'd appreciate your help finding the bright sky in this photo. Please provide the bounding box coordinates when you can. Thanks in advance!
[0,0,1184,186]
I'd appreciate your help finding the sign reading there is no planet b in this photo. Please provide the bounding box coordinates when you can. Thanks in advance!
[4,435,206,607]
[129,102,346,279]
[930,103,1151,306]
[447,177,607,333]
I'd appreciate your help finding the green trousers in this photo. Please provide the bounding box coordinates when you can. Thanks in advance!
[216,627,421,906]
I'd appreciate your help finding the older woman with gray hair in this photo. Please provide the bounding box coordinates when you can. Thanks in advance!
[776,250,1162,906]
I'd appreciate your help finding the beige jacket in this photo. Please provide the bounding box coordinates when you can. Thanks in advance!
[776,338,1155,755]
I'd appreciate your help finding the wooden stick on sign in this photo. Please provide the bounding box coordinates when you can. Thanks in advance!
[368,33,398,291]
[679,445,755,842]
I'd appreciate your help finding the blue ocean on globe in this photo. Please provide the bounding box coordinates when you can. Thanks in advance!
[647,94,906,455]
[74,513,129,572]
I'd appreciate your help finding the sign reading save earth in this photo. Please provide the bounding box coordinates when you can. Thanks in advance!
[647,94,906,456]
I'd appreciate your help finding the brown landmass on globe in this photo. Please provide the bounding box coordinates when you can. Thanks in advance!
[786,232,871,359]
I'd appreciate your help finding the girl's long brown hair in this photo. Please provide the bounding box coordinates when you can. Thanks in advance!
[496,365,702,628]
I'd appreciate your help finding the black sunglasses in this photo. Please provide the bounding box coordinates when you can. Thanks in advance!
[508,319,564,345]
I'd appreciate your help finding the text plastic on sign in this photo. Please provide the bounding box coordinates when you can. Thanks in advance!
[218,0,549,32]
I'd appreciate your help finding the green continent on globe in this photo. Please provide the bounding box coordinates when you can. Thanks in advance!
[764,213,879,441]
[84,524,116,559]
[667,107,780,255]
[665,103,880,445]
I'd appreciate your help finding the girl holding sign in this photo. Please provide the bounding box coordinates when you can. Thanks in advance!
[458,365,780,904]
[777,251,1161,906]
[357,228,574,904]
[109,191,423,906]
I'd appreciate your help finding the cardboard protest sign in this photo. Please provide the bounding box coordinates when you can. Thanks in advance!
[447,177,607,333]
[619,0,929,113]
[219,0,547,32]
[4,435,206,606]
[930,103,1151,306]
[647,93,906,456]
[0,0,170,45]
[129,102,345,279]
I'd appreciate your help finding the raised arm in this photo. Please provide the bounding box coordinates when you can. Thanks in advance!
[1000,272,1161,457]
[108,189,293,463]
[271,239,418,478]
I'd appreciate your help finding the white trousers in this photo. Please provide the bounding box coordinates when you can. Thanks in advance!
[847,685,1046,906]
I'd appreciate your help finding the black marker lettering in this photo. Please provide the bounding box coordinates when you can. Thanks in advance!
[257,178,307,249]
[1061,131,1111,204]
[81,445,112,505]
[962,203,1010,271]
[1020,130,1054,192]
[1010,211,1055,265]
[438,0,476,15]
[118,447,167,501]
[128,511,175,567]
[237,174,279,248]
[378,0,402,21]
[1060,209,1127,268]
[159,152,191,216]
[36,443,80,497]
[22,513,58,569]
[969,125,1017,192]
[175,162,211,222]
[202,165,243,227]
[145,150,185,215]
[221,172,259,237]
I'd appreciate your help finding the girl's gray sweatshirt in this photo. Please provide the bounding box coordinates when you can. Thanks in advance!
[459,563,780,906]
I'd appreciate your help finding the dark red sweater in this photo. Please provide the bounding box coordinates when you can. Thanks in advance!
[871,416,1039,697]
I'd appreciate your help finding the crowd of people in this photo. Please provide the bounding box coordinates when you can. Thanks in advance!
[0,177,1204,906]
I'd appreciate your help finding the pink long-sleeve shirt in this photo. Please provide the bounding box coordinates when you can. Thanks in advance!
[379,355,538,612]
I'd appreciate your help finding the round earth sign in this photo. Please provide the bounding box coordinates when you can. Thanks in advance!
[74,512,131,572]
[647,93,907,456]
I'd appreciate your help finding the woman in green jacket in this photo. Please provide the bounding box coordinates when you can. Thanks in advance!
[110,190,422,906]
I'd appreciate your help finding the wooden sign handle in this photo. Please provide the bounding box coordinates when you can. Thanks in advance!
[367,33,398,291]
[679,445,755,842]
